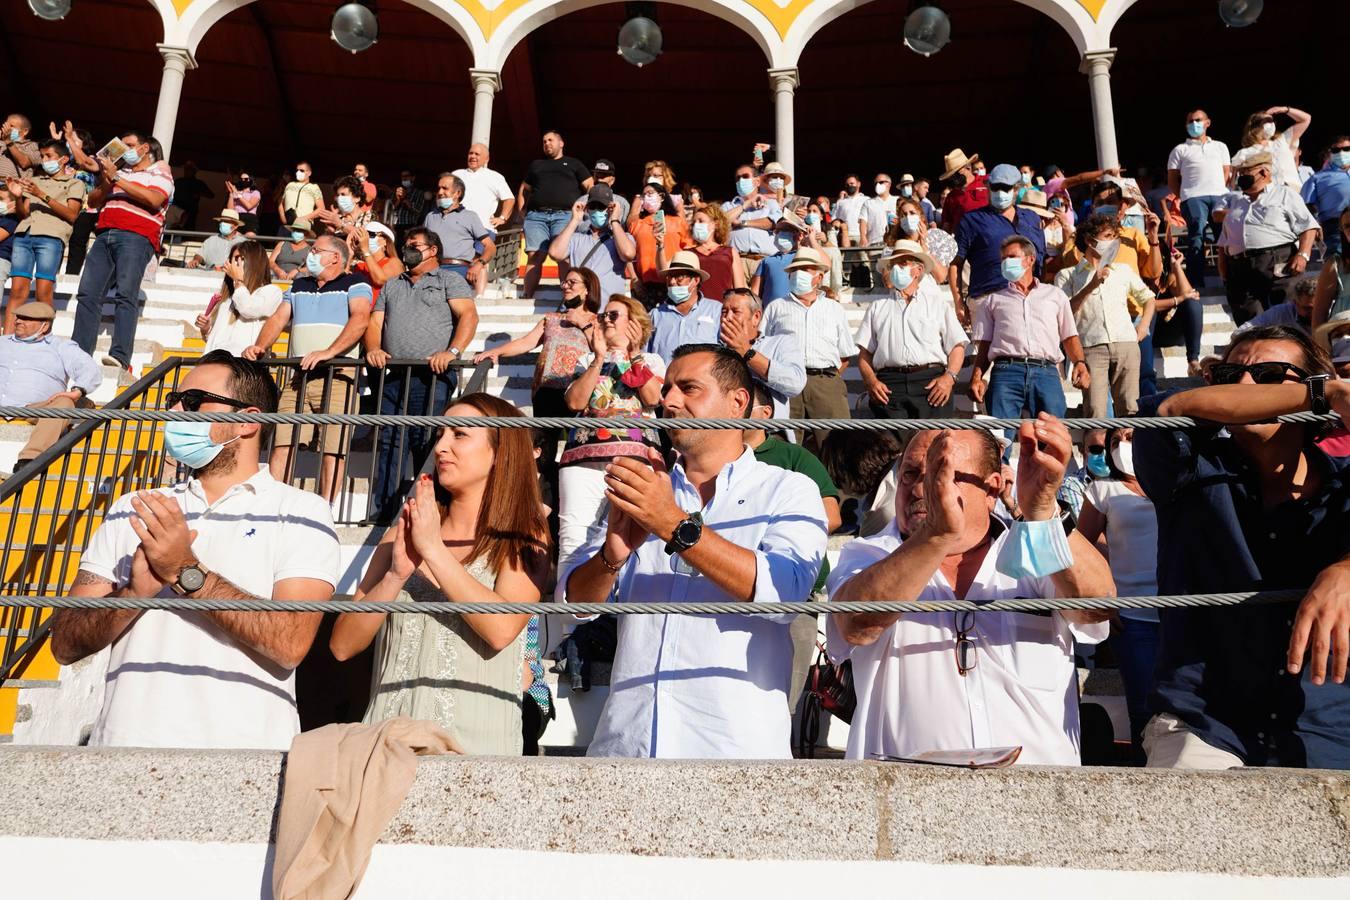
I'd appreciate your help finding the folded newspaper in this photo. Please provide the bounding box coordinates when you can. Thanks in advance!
[869,746,1023,768]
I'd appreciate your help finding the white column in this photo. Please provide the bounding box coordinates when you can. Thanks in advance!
[768,67,799,179]
[1081,49,1119,171]
[152,45,196,162]
[469,69,502,147]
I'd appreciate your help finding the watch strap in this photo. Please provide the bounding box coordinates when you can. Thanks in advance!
[663,515,704,555]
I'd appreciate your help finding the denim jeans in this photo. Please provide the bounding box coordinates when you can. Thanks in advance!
[371,365,456,524]
[987,361,1067,418]
[71,228,156,367]
[1114,615,1161,755]
[10,233,66,281]
[523,209,573,251]
[1180,195,1221,288]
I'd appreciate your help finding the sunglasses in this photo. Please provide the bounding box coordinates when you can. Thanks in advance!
[164,389,250,412]
[1333,146,1350,153]
[599,310,623,323]
[988,183,1017,192]
[1209,361,1310,386]
[954,610,977,676]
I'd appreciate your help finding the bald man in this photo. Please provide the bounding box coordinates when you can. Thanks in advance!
[453,143,515,233]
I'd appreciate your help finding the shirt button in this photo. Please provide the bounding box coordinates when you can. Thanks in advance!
[1270,713,1278,720]
[1257,731,1265,739]
[1268,532,1277,540]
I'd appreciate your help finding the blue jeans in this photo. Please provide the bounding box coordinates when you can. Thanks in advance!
[523,209,572,251]
[1180,195,1221,288]
[987,362,1067,457]
[1114,615,1161,754]
[371,366,457,524]
[71,229,155,367]
[9,233,65,281]
[439,262,469,279]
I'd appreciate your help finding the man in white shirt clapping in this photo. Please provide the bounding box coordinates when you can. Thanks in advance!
[827,418,1114,765]
[564,344,828,759]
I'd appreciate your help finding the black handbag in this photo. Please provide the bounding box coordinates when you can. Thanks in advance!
[796,642,856,758]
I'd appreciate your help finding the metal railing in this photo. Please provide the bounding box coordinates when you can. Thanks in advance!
[487,226,523,285]
[159,228,293,267]
[0,354,490,681]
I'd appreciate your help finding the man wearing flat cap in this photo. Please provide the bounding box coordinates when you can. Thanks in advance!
[0,300,102,475]
[1216,147,1319,325]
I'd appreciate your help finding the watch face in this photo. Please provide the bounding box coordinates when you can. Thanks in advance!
[674,519,702,545]
[179,566,206,592]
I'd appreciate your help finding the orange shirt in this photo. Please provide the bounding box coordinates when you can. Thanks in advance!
[630,213,691,283]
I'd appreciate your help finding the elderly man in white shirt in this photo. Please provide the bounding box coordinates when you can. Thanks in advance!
[856,240,967,420]
[717,286,805,421]
[1054,214,1156,417]
[1216,148,1319,326]
[827,418,1114,766]
[452,143,514,231]
[564,344,828,759]
[50,351,340,750]
[1167,108,1232,288]
[761,247,855,451]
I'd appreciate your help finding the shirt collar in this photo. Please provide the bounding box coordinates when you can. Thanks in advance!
[179,465,276,504]
[671,444,756,497]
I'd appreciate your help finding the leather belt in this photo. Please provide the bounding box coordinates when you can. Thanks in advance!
[440,258,471,266]
[878,363,945,374]
[993,356,1056,368]
[805,367,839,377]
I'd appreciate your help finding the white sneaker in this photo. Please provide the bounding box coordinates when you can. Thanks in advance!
[117,366,136,387]
[100,354,119,367]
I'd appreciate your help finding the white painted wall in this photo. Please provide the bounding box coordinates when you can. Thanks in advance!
[1,837,1339,898]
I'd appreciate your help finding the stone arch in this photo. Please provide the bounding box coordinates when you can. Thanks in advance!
[480,0,789,71]
[163,0,488,61]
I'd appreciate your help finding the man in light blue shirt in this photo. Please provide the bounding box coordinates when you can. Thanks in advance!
[1,301,102,473]
[563,344,827,758]
[646,251,723,361]
[1301,138,1350,256]
[722,163,782,258]
[718,287,805,421]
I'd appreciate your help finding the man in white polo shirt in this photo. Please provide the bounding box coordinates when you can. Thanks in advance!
[51,351,340,750]
[827,420,1114,765]
[452,142,515,232]
[1167,109,1232,288]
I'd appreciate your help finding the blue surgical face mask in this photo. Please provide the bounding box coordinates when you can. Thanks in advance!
[41,160,61,175]
[1086,448,1111,479]
[437,196,454,210]
[218,222,234,237]
[1332,150,1350,169]
[1020,172,1032,184]
[290,230,306,241]
[1187,120,1205,139]
[667,284,691,303]
[1122,214,1145,232]
[14,330,45,343]
[7,128,19,143]
[900,185,913,198]
[122,148,142,167]
[336,195,356,214]
[588,209,609,229]
[163,421,238,471]
[805,213,821,227]
[994,518,1074,580]
[1095,204,1119,219]
[692,222,712,243]
[768,177,785,191]
[791,270,815,295]
[368,237,382,256]
[900,213,921,235]
[989,189,1015,210]
[1001,256,1026,282]
[774,233,796,252]
[890,263,914,291]
[305,251,325,276]
[736,177,754,197]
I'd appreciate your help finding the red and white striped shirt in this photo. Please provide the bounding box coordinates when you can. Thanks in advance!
[96,161,175,251]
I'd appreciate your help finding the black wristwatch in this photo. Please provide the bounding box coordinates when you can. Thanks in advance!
[664,515,704,555]
[742,347,758,364]
[171,561,209,596]
[1306,374,1331,415]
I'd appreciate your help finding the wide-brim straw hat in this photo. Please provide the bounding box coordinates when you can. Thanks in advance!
[658,250,710,281]
[942,148,980,181]
[762,162,793,185]
[785,247,830,272]
[880,239,938,274]
[1314,308,1350,351]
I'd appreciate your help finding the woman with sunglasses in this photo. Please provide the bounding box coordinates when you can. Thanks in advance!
[332,393,550,755]
[1075,427,1158,760]
[196,240,282,355]
[554,294,664,583]
[1312,208,1350,329]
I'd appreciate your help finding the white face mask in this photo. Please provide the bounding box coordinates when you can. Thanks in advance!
[874,183,888,197]
[1110,441,1134,477]
[1262,121,1277,139]
[295,169,307,181]
[900,213,921,235]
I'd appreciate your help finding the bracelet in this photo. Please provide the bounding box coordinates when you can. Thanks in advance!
[1071,359,1086,367]
[598,545,627,573]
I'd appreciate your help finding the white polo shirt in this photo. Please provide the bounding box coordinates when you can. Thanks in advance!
[762,293,856,369]
[833,194,867,239]
[79,468,340,750]
[855,279,968,369]
[1166,138,1232,201]
[452,165,513,229]
[825,519,1107,766]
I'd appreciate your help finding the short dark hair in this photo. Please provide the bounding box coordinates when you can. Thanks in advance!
[333,175,363,200]
[1221,324,1334,376]
[819,430,904,497]
[1091,180,1123,205]
[670,343,754,417]
[120,131,163,164]
[196,349,280,444]
[38,138,67,156]
[751,379,774,411]
[404,226,442,260]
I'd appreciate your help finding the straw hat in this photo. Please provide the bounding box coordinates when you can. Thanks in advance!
[785,247,830,272]
[658,250,710,281]
[942,148,980,181]
[1314,308,1350,351]
[880,239,937,274]
[762,162,793,185]
[211,209,242,225]
[1017,189,1056,220]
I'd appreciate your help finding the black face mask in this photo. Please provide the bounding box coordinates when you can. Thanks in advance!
[948,174,967,190]
[1236,173,1258,191]
[401,247,426,270]
[239,177,252,188]
[846,184,859,195]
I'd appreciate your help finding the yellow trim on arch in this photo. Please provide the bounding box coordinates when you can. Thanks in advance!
[1076,0,1106,20]
[172,0,192,15]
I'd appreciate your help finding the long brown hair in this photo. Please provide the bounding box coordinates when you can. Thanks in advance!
[453,393,550,573]
[218,240,271,322]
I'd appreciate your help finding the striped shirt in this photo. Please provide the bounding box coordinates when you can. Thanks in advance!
[283,272,374,358]
[96,162,174,251]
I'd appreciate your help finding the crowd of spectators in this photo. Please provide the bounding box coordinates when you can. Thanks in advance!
[1,104,1348,771]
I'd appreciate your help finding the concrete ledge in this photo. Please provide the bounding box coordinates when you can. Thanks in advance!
[2,747,1347,876]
